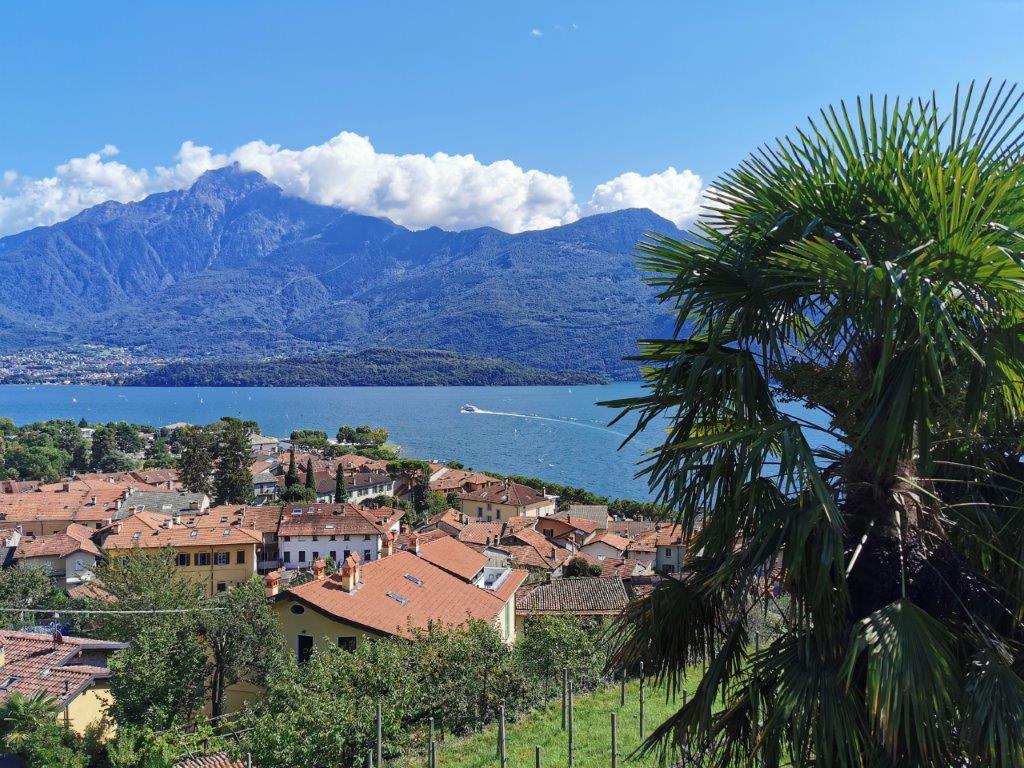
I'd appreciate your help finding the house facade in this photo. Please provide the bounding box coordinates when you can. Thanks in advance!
[278,503,390,569]
[459,481,555,522]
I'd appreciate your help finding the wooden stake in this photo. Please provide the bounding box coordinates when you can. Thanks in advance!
[535,745,542,768]
[611,712,618,768]
[568,680,575,767]
[639,661,646,739]
[429,717,435,768]
[620,669,625,707]
[499,701,507,768]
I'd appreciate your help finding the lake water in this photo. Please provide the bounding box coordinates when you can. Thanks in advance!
[0,383,662,500]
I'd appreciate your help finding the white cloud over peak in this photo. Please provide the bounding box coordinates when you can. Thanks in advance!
[0,132,704,236]
[584,167,704,227]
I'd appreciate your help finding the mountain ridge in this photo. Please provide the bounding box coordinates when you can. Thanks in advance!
[0,167,681,379]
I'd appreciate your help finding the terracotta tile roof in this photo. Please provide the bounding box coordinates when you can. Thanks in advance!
[424,508,468,533]
[14,524,101,560]
[582,530,630,552]
[129,468,181,487]
[236,505,284,534]
[283,551,520,639]
[363,506,404,531]
[548,513,604,534]
[429,469,499,493]
[415,536,488,582]
[516,576,629,615]
[457,521,505,548]
[99,512,262,550]
[503,527,571,570]
[278,504,385,537]
[633,523,685,549]
[396,528,448,550]
[0,480,40,494]
[459,482,549,508]
[173,754,247,768]
[577,552,647,578]
[0,630,126,706]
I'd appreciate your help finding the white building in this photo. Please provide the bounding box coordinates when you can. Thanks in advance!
[277,503,390,570]
[13,524,100,585]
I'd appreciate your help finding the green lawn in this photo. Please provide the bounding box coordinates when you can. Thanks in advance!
[402,677,697,768]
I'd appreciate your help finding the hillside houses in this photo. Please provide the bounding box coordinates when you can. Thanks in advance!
[278,503,394,569]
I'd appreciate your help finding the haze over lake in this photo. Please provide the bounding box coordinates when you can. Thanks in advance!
[0,383,660,501]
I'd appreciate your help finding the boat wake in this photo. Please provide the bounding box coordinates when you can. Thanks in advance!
[461,406,627,437]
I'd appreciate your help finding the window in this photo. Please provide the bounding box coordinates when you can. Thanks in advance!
[289,604,305,615]
[664,548,672,557]
[312,551,319,561]
[329,535,336,541]
[284,536,291,542]
[216,582,227,592]
[177,553,191,567]
[196,553,211,566]
[363,549,371,561]
[74,559,84,572]
[363,534,371,541]
[343,549,350,560]
[337,637,357,652]
[297,635,314,664]
[330,551,337,561]
[236,550,245,564]
[283,551,291,563]
[298,550,306,562]
[312,535,319,542]
[215,552,229,565]
[343,534,350,541]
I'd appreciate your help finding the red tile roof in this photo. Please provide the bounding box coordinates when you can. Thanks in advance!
[282,551,523,639]
[278,504,385,537]
[459,482,549,508]
[98,511,262,550]
[582,529,630,552]
[516,576,629,615]
[14,524,101,560]
[0,630,126,706]
[415,536,488,582]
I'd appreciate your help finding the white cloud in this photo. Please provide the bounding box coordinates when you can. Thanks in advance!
[0,133,704,236]
[530,28,543,37]
[584,167,704,228]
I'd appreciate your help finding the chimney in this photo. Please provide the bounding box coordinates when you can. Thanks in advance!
[62,482,70,492]
[189,500,199,510]
[337,552,361,592]
[412,533,420,555]
[128,505,137,514]
[385,532,394,557]
[173,515,182,526]
[163,517,174,529]
[166,480,173,490]
[312,559,326,580]
[0,645,6,667]
[264,571,281,598]
[90,495,97,506]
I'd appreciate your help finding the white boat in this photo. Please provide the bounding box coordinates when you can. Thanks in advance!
[461,404,481,413]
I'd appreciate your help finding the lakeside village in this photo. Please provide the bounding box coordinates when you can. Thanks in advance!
[0,416,682,768]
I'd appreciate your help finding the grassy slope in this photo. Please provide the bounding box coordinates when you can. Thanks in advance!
[402,677,698,768]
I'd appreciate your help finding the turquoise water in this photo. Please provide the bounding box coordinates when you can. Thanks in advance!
[0,383,662,500]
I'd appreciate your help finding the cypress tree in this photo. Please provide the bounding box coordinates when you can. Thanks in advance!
[285,449,299,488]
[304,458,316,490]
[335,464,349,504]
[178,427,213,495]
[213,420,254,504]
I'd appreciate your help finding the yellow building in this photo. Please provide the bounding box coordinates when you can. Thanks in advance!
[459,481,555,522]
[0,629,127,738]
[271,549,527,662]
[98,510,260,595]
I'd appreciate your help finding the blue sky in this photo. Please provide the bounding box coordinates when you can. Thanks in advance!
[2,1,1022,234]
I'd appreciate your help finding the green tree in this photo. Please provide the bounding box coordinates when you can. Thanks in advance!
[212,419,254,504]
[177,426,213,495]
[336,425,357,444]
[335,464,349,503]
[143,435,175,469]
[280,484,318,504]
[201,577,287,723]
[284,448,299,488]
[607,84,1024,768]
[0,692,87,768]
[563,557,602,578]
[304,457,316,490]
[0,564,69,629]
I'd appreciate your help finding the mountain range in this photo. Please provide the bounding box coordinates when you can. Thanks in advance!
[0,166,681,379]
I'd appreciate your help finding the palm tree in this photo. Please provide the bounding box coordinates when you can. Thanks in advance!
[606,82,1024,767]
[0,691,61,751]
